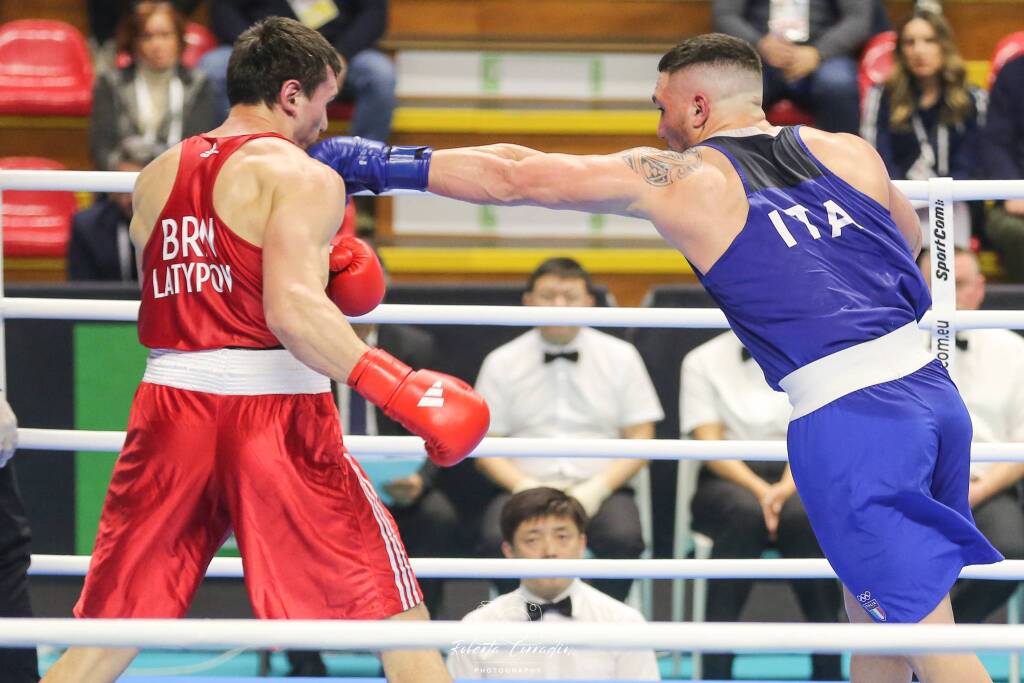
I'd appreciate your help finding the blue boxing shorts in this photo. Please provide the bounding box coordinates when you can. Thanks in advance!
[787,359,1002,624]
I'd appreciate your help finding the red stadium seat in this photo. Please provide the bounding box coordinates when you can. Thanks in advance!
[327,101,355,122]
[0,157,77,258]
[765,99,815,127]
[989,31,1024,88]
[181,22,218,69]
[0,20,93,116]
[859,31,896,100]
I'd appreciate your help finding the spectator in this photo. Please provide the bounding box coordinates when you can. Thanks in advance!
[712,0,870,133]
[199,0,396,142]
[86,0,201,70]
[69,140,162,282]
[474,257,663,602]
[917,248,1024,623]
[979,56,1024,280]
[446,487,660,680]
[89,1,217,171]
[861,8,985,246]
[681,331,841,681]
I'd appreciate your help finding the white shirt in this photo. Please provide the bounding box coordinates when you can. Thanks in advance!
[446,579,660,680]
[923,329,1024,475]
[680,332,791,439]
[475,328,664,482]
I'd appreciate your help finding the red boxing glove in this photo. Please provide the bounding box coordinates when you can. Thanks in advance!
[327,235,386,317]
[348,348,489,467]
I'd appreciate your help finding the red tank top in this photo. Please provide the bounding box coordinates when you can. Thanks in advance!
[138,133,290,350]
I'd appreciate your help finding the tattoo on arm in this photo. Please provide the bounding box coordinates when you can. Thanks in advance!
[620,147,703,186]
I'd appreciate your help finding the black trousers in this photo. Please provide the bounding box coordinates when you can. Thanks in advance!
[286,488,460,676]
[0,463,39,682]
[478,488,644,602]
[952,486,1024,623]
[691,463,841,681]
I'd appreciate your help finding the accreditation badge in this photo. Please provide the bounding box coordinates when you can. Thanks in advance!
[768,0,810,43]
[286,0,341,29]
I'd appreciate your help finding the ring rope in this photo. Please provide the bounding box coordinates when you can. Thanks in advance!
[17,429,1024,461]
[3,618,1024,654]
[3,170,1024,200]
[27,555,1024,581]
[5,298,1024,331]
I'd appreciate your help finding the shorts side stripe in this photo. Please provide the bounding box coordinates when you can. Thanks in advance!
[343,452,417,610]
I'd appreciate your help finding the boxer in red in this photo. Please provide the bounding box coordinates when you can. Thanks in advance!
[42,17,487,683]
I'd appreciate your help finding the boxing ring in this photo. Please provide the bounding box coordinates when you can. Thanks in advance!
[3,170,1024,680]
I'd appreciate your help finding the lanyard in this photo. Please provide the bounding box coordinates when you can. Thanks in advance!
[134,72,184,146]
[911,113,950,177]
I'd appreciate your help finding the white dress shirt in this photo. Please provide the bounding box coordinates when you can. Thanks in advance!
[923,329,1024,475]
[446,579,661,680]
[680,332,791,439]
[475,328,664,482]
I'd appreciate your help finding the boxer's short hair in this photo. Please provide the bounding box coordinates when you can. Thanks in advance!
[227,16,344,108]
[658,33,762,77]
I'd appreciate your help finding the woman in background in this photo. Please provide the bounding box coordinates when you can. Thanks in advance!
[90,0,216,170]
[861,8,985,244]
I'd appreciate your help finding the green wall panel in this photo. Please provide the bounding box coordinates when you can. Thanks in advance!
[73,323,147,555]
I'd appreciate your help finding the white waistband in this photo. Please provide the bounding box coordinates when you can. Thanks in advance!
[142,348,330,396]
[779,321,933,420]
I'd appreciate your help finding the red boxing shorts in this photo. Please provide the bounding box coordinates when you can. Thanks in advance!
[76,349,422,620]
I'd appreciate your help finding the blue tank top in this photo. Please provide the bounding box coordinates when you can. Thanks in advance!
[693,126,930,390]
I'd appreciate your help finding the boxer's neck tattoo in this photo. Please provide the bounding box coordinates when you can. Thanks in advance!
[620,148,703,187]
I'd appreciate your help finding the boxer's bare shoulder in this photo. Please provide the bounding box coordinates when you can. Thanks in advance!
[212,137,343,246]
[130,143,183,247]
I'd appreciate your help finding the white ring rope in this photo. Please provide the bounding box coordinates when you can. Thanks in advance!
[3,170,1024,200]
[5,173,1024,662]
[5,298,1024,330]
[2,618,1024,654]
[16,429,1024,461]
[27,555,1024,581]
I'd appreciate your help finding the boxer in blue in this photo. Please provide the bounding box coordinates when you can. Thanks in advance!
[311,33,1001,683]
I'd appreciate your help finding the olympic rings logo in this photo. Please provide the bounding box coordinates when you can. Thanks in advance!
[857,591,872,603]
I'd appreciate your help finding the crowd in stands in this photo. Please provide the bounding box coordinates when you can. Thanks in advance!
[1,1,1023,680]
[0,0,1012,282]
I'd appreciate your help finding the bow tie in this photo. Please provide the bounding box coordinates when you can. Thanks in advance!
[740,347,752,362]
[526,596,573,621]
[544,351,579,364]
[956,336,969,351]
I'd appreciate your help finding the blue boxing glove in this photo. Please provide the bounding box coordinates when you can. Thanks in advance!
[309,136,432,195]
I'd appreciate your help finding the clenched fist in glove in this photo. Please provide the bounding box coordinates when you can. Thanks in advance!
[348,348,489,467]
[327,234,385,317]
[309,136,432,195]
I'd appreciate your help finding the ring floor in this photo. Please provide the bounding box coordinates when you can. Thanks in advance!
[37,650,1015,680]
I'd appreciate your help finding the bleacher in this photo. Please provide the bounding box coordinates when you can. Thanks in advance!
[0,0,1019,299]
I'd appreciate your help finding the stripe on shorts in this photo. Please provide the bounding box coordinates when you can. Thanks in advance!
[343,452,418,610]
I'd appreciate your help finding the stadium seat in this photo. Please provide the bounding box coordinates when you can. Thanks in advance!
[327,101,355,121]
[0,157,77,258]
[765,99,814,127]
[989,31,1024,88]
[0,20,93,116]
[182,22,217,69]
[859,31,897,99]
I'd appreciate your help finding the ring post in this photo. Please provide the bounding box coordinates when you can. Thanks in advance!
[928,177,957,374]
